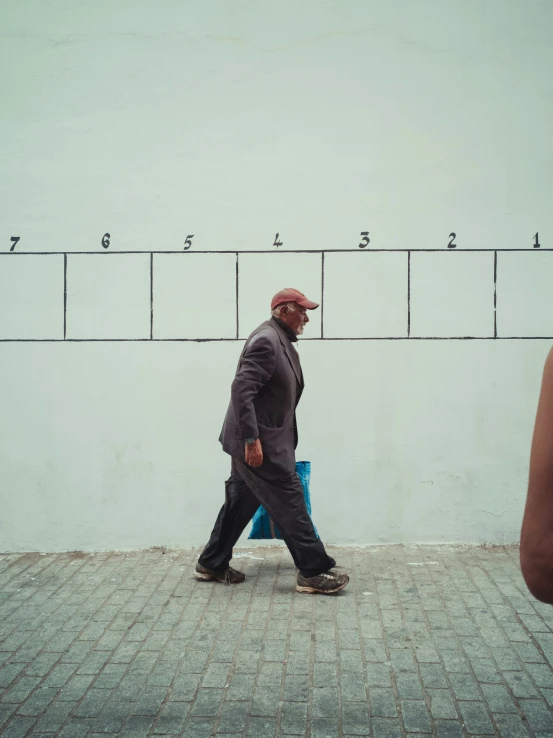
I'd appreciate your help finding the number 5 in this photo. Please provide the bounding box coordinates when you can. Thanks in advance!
[184,234,194,250]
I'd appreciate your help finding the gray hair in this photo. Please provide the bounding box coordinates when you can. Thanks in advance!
[271,302,299,318]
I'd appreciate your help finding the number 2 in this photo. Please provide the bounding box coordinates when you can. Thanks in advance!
[10,236,20,251]
[447,233,456,248]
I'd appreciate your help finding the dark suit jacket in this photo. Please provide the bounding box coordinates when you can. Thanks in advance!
[219,318,304,476]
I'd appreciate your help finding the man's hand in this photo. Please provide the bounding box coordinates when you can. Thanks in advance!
[245,439,263,468]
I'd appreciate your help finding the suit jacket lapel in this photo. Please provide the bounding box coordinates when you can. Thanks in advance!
[270,321,303,387]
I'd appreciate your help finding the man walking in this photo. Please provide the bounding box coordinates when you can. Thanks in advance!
[195,288,349,594]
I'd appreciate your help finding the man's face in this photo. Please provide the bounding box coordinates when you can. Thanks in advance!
[281,304,309,335]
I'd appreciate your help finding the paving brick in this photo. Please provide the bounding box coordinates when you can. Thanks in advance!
[17,688,58,716]
[0,663,26,688]
[401,699,432,733]
[457,701,494,734]
[246,716,276,737]
[427,689,458,720]
[92,699,132,733]
[132,686,168,716]
[25,653,60,677]
[190,688,223,717]
[313,663,337,687]
[389,648,416,672]
[54,720,93,738]
[280,701,308,734]
[341,701,369,735]
[283,674,309,702]
[285,651,310,675]
[312,687,339,718]
[395,672,424,700]
[369,687,397,718]
[310,717,340,738]
[217,700,249,733]
[518,698,553,733]
[223,673,255,700]
[257,662,284,687]
[494,713,532,737]
[122,715,155,737]
[371,717,405,737]
[366,663,392,688]
[34,699,78,732]
[1,676,42,703]
[171,674,201,702]
[492,647,521,671]
[251,687,280,717]
[525,662,553,688]
[449,672,481,701]
[435,720,464,738]
[93,664,127,689]
[480,683,517,713]
[201,662,231,689]
[420,663,449,689]
[181,718,215,738]
[503,671,540,698]
[1,717,37,738]
[340,672,367,701]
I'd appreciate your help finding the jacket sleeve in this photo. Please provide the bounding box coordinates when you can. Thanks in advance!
[231,333,276,440]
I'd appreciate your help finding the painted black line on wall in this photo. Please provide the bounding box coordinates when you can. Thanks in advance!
[150,253,154,340]
[2,336,553,343]
[321,252,325,339]
[407,251,411,338]
[236,253,239,340]
[2,248,553,256]
[494,250,497,339]
[63,254,67,340]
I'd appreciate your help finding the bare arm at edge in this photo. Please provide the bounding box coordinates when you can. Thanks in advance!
[520,347,553,603]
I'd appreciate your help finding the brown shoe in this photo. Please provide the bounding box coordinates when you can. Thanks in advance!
[194,562,245,585]
[296,570,349,594]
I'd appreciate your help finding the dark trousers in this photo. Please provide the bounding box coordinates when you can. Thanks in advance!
[198,457,336,579]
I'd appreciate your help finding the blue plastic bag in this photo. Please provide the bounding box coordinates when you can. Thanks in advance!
[248,460,319,540]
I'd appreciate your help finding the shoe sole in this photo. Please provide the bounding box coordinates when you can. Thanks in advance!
[193,571,245,584]
[295,580,349,595]
[194,571,218,582]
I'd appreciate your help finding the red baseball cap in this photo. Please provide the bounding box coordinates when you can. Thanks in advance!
[271,288,319,311]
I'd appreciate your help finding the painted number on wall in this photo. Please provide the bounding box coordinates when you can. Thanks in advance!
[358,232,370,248]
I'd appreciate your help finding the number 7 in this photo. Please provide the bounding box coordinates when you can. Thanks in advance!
[10,236,20,251]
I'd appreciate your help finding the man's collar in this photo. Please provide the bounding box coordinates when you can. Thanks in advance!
[271,316,298,343]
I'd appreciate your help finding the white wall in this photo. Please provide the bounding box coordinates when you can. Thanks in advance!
[1,1,553,551]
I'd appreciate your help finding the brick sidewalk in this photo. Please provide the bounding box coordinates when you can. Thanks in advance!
[0,545,552,738]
